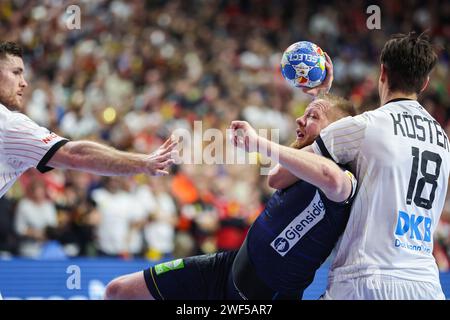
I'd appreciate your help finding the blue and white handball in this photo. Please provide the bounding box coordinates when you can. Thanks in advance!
[281,41,327,88]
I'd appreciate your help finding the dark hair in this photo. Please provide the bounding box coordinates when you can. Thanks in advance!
[0,41,23,59]
[380,32,437,94]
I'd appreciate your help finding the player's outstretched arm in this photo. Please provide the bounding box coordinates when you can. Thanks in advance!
[230,121,352,202]
[47,136,177,176]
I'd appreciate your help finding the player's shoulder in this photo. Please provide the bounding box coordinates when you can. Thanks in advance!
[0,103,12,118]
[0,108,42,136]
[331,111,370,128]
[5,108,38,127]
[359,103,403,123]
[0,104,15,131]
[0,104,23,120]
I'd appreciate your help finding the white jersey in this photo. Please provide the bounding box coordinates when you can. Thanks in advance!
[0,103,68,198]
[312,99,450,288]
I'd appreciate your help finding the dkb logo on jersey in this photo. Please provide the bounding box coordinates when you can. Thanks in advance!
[271,191,325,257]
[394,211,432,253]
[395,211,432,242]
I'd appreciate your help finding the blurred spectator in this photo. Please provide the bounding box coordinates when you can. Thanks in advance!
[53,180,99,257]
[91,177,135,257]
[14,180,58,257]
[144,178,178,260]
[126,180,153,257]
[435,191,450,272]
[38,226,68,260]
[0,197,19,256]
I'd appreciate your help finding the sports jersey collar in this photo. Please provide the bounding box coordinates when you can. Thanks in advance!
[0,102,17,113]
[384,98,414,105]
[0,102,22,115]
[0,103,9,112]
[382,98,424,111]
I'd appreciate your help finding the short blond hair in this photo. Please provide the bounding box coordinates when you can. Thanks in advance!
[317,93,356,122]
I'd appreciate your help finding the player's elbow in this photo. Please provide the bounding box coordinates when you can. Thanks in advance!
[47,141,83,170]
[268,174,283,189]
[320,165,348,202]
[268,173,296,190]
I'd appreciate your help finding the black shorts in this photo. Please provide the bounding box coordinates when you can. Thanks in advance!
[143,251,243,300]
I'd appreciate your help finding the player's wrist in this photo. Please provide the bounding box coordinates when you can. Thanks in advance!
[130,153,149,174]
[258,136,276,158]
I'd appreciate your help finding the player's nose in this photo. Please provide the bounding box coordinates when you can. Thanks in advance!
[296,116,306,127]
[20,75,28,88]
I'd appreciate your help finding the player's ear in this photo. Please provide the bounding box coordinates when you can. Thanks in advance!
[419,76,430,94]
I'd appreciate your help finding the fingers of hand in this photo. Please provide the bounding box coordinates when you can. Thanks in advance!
[155,134,179,154]
[302,87,318,96]
[160,136,174,149]
[324,52,333,66]
[153,151,173,164]
[158,138,178,155]
[230,120,249,131]
[165,140,178,153]
[232,134,239,147]
[154,169,169,176]
[232,134,242,147]
[324,62,333,79]
[156,158,175,169]
[229,124,243,143]
[324,53,334,78]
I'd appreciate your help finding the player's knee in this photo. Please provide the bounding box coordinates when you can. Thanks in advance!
[104,276,129,300]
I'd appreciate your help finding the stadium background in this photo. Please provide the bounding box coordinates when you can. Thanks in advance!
[0,0,449,299]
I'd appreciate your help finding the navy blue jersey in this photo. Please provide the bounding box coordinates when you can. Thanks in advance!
[245,179,352,296]
[144,175,355,300]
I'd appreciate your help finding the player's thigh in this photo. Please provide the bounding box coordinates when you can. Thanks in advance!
[146,251,239,300]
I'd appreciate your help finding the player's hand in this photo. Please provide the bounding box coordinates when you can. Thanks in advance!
[229,120,259,153]
[302,52,334,97]
[145,136,178,176]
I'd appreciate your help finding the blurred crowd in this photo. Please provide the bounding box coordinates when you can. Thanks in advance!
[0,0,449,270]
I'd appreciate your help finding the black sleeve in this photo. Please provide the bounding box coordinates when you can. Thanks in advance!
[36,139,69,173]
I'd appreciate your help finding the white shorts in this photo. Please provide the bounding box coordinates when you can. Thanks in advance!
[322,275,446,300]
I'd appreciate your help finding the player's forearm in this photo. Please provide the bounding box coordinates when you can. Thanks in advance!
[47,141,146,176]
[259,137,348,201]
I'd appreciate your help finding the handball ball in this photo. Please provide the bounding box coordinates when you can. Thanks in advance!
[281,41,326,88]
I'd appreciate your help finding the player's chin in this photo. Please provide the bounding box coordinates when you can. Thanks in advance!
[12,98,24,110]
[295,136,316,149]
[291,138,304,149]
[1,96,21,111]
